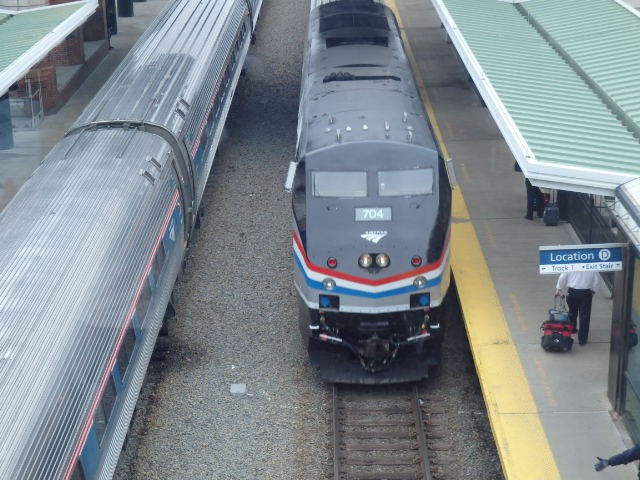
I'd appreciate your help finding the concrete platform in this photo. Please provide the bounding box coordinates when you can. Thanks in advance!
[392,0,639,479]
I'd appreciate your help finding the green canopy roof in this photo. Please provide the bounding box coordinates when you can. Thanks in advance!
[432,0,640,195]
[0,1,98,96]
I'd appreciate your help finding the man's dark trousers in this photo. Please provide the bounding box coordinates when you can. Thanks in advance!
[567,288,593,344]
[525,179,544,219]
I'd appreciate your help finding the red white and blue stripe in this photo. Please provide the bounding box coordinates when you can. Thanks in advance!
[293,230,451,312]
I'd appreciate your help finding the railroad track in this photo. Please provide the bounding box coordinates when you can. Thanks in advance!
[332,383,433,480]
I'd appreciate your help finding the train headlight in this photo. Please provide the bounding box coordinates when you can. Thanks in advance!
[322,278,336,290]
[413,276,427,289]
[411,255,422,267]
[375,253,390,268]
[327,257,338,269]
[359,254,373,268]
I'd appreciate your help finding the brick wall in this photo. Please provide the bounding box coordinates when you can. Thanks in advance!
[34,66,57,113]
[8,66,59,114]
[51,0,109,40]
[8,69,62,120]
[42,33,85,66]
[12,0,110,114]
[84,0,108,41]
[9,76,36,99]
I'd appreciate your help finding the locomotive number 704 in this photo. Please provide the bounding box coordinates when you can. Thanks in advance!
[355,207,392,221]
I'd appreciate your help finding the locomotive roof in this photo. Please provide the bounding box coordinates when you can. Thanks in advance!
[299,1,437,155]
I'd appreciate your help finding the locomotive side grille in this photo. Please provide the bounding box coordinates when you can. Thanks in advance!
[325,36,388,48]
[322,72,399,82]
[319,0,388,27]
[319,1,389,33]
[321,14,388,32]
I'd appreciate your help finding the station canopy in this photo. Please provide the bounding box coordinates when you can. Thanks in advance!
[432,0,640,197]
[609,177,640,251]
[0,0,98,97]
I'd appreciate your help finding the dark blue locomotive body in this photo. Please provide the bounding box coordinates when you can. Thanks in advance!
[288,0,452,383]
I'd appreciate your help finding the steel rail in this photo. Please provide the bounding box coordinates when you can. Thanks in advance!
[332,383,433,480]
[411,383,433,480]
[332,384,341,480]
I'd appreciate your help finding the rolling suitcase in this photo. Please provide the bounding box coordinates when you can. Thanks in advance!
[543,190,559,226]
[543,204,559,226]
[541,296,573,352]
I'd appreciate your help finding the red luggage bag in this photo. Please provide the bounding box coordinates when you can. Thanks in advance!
[541,296,574,352]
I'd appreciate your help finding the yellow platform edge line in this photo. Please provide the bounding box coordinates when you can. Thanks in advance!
[386,1,560,478]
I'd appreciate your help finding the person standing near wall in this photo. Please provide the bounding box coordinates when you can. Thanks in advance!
[555,270,600,346]
[525,178,545,220]
[514,161,544,220]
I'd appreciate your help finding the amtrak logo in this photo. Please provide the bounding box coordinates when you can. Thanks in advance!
[361,230,387,244]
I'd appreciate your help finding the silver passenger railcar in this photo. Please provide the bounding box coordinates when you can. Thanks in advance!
[287,0,452,383]
[0,0,261,478]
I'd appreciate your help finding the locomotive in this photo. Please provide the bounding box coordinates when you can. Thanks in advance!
[287,0,452,383]
[0,0,261,478]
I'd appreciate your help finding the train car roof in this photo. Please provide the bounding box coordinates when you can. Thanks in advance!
[299,1,437,155]
[71,0,260,139]
[0,127,175,478]
[0,0,262,476]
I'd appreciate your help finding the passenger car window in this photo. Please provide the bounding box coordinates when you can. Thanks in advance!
[135,279,152,326]
[117,324,136,379]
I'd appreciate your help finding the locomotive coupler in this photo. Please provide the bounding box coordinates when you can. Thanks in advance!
[356,335,400,373]
[358,334,390,361]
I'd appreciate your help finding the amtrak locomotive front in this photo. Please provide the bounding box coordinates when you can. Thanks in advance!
[288,0,452,383]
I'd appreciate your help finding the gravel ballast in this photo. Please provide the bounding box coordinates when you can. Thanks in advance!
[115,1,502,478]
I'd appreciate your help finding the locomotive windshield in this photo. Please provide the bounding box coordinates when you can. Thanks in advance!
[378,168,433,196]
[311,168,434,198]
[312,171,367,197]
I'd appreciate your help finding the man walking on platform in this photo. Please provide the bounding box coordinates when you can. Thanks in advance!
[555,270,600,346]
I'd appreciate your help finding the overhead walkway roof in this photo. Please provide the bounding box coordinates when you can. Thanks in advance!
[432,0,640,196]
[0,1,98,97]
